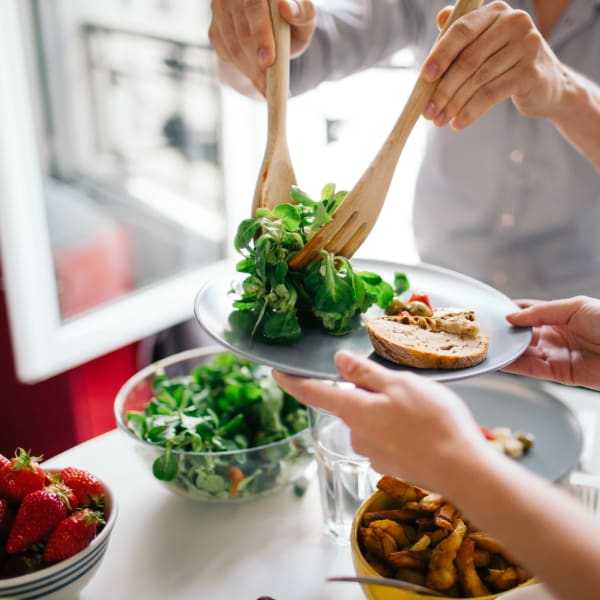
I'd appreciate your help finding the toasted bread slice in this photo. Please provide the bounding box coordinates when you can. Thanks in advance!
[366,310,489,369]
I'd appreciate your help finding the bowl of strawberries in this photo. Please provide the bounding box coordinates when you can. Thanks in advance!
[0,448,117,599]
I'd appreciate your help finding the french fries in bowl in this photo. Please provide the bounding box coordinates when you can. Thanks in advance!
[350,476,535,600]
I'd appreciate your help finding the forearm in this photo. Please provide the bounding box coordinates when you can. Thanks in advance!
[290,0,424,95]
[442,451,600,600]
[550,66,600,172]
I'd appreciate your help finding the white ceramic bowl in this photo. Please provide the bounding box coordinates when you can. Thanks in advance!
[0,471,118,600]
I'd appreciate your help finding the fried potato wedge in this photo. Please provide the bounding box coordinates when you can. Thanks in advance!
[456,537,490,597]
[426,518,467,592]
[377,476,428,502]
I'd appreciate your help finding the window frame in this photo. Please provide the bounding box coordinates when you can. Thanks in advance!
[0,0,229,383]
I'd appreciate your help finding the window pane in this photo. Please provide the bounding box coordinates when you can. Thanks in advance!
[34,0,225,320]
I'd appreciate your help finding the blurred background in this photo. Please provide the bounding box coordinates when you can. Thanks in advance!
[0,0,424,458]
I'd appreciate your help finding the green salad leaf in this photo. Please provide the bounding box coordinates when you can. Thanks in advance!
[231,184,401,343]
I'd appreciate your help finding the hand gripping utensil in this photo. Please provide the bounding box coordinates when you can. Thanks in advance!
[289,0,483,270]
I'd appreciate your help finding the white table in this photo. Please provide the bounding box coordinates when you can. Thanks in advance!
[43,382,600,600]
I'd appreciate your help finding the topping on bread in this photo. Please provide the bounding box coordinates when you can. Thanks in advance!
[366,309,489,369]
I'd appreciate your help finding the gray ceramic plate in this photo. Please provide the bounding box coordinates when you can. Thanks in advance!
[450,372,583,482]
[194,259,532,382]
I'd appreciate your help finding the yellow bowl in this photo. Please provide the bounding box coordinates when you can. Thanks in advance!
[350,490,534,600]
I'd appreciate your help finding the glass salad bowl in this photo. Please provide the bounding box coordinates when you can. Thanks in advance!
[114,346,313,503]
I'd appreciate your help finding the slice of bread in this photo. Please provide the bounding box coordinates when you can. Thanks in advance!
[366,310,489,369]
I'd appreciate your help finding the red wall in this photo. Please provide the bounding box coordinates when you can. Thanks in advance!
[0,287,138,460]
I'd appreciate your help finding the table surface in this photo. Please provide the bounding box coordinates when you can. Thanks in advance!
[42,381,600,600]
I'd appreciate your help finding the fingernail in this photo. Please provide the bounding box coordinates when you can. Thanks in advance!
[424,62,439,81]
[335,351,356,375]
[258,47,270,68]
[434,110,447,126]
[424,101,437,119]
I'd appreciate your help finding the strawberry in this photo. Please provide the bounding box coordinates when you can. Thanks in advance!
[0,551,42,579]
[0,448,45,503]
[60,467,104,507]
[43,509,104,563]
[45,479,78,511]
[0,547,43,579]
[0,454,10,471]
[6,488,69,554]
[0,498,15,544]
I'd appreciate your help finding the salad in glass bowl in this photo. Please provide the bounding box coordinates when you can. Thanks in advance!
[114,346,313,502]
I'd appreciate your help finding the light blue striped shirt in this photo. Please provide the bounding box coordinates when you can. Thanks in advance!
[291,0,600,299]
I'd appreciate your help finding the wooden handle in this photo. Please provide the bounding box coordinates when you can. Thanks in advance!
[437,0,484,38]
[376,0,483,171]
[265,0,291,141]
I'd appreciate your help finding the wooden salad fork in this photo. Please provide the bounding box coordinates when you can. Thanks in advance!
[288,0,483,270]
[252,0,297,214]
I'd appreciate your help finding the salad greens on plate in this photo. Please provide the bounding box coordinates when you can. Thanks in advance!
[232,184,408,344]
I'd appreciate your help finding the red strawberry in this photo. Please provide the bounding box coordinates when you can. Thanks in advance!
[0,498,8,526]
[43,509,104,563]
[0,448,45,503]
[0,549,43,579]
[46,481,78,511]
[0,454,10,471]
[60,467,104,507]
[0,498,15,544]
[6,489,68,554]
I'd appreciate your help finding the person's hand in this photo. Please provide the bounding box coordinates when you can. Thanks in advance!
[208,0,317,96]
[503,296,600,390]
[272,351,492,492]
[420,1,570,129]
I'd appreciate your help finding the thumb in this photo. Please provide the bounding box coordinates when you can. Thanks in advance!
[437,6,453,30]
[335,351,397,393]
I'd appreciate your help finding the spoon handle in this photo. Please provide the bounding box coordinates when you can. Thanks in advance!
[362,0,483,191]
[327,576,445,597]
[266,0,291,140]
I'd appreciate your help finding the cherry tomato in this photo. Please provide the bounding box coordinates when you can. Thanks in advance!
[480,426,496,441]
[408,292,433,313]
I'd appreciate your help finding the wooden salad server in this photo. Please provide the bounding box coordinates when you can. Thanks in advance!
[289,0,483,270]
[252,0,297,214]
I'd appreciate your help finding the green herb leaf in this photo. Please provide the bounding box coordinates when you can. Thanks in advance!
[152,449,179,481]
[394,272,410,295]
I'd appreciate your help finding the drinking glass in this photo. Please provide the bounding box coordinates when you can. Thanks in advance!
[308,407,377,543]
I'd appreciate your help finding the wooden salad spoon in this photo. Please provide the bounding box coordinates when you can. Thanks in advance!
[252,0,297,214]
[288,0,483,270]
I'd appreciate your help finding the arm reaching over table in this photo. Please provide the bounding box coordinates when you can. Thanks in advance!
[503,296,600,391]
[424,3,600,171]
[272,346,600,600]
